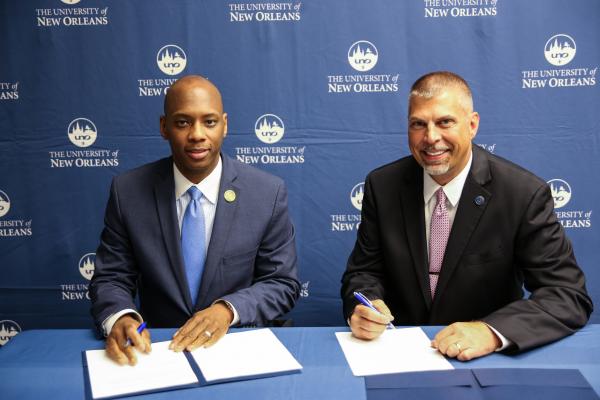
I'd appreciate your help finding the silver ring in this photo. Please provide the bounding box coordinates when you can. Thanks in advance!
[204,330,212,338]
[454,342,462,352]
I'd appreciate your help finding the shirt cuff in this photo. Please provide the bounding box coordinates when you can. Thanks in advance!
[483,322,513,351]
[213,299,240,326]
[102,309,142,337]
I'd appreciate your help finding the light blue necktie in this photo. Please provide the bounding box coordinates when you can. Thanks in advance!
[181,186,206,305]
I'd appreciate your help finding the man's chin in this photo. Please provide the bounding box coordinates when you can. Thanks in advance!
[423,164,450,177]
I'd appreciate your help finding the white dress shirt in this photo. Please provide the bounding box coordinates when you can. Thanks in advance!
[423,154,472,254]
[422,151,511,351]
[102,156,239,336]
[173,157,221,247]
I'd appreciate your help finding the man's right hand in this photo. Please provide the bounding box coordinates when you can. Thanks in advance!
[105,314,151,366]
[349,299,394,340]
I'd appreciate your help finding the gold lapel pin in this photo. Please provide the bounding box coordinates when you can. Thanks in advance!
[224,189,236,203]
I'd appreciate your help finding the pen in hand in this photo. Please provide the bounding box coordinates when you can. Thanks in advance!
[353,292,395,329]
[125,321,147,347]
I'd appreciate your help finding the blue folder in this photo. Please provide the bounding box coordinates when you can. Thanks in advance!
[365,368,599,400]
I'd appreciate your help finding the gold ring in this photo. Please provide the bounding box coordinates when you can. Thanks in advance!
[454,342,462,352]
[204,331,212,338]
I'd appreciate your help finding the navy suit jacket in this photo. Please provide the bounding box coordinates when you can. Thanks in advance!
[342,145,593,352]
[90,154,299,332]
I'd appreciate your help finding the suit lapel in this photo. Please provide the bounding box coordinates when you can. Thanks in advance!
[399,160,433,309]
[196,155,240,309]
[153,158,194,314]
[433,147,492,301]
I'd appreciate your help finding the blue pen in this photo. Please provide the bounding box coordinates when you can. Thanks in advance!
[125,321,147,347]
[353,292,395,329]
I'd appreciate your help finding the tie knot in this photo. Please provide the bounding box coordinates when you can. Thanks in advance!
[187,186,202,201]
[436,188,446,204]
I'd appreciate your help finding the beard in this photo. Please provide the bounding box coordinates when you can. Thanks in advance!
[422,161,450,176]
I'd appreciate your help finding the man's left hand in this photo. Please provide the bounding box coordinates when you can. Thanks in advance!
[431,321,501,361]
[169,302,233,352]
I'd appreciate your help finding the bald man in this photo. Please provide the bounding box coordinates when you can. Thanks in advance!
[90,76,299,365]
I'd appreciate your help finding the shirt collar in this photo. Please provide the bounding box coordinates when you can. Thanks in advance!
[423,151,473,208]
[173,156,222,205]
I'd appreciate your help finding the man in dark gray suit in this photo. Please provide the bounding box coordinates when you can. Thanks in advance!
[90,75,299,365]
[341,71,592,361]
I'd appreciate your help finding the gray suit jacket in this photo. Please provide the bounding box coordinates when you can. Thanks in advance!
[90,154,299,332]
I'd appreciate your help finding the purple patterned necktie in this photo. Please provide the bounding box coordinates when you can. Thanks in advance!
[429,188,450,298]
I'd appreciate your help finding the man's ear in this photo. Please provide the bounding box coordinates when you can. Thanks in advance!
[469,112,480,140]
[159,115,168,140]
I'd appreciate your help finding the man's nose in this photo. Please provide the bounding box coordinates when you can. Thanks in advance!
[188,122,205,141]
[424,123,441,143]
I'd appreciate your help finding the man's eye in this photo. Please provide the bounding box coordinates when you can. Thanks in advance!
[439,119,454,127]
[175,120,189,127]
[410,121,425,129]
[205,120,217,127]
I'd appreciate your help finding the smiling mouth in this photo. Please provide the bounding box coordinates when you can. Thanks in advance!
[421,148,450,164]
[424,149,447,156]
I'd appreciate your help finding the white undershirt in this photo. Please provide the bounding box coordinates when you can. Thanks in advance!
[173,157,221,246]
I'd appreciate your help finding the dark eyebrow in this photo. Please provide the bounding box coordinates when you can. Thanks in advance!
[170,113,191,119]
[171,112,220,119]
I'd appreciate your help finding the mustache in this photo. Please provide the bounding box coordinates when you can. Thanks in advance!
[422,145,450,152]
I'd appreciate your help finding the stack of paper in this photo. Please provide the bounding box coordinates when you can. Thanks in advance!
[84,341,198,399]
[335,327,453,376]
[190,328,303,384]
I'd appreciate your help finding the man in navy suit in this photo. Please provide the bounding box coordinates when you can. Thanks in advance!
[90,75,299,365]
[341,71,592,361]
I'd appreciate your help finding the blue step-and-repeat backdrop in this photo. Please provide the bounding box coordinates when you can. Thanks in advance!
[1,0,599,345]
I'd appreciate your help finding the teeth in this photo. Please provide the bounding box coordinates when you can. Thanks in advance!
[425,150,445,156]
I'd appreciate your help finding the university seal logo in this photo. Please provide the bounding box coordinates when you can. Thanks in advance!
[0,190,10,218]
[0,320,21,346]
[78,252,95,281]
[348,41,378,72]
[255,114,285,144]
[68,118,97,148]
[544,34,576,66]
[157,45,187,75]
[350,182,365,211]
[548,179,572,209]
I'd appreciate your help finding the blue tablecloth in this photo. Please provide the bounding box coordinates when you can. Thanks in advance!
[1,325,598,399]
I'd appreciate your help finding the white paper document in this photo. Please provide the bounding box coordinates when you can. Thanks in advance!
[85,340,198,399]
[190,328,303,383]
[84,328,302,399]
[335,327,454,376]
